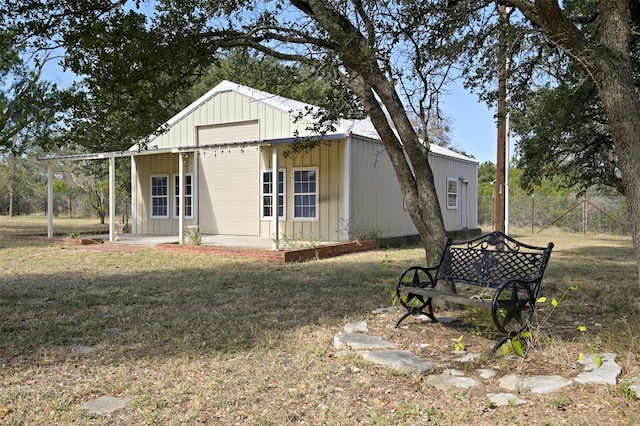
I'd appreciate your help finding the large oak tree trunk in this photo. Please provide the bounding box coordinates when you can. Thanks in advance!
[595,63,640,287]
[290,0,449,268]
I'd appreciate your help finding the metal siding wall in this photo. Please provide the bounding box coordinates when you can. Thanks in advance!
[349,138,416,238]
[428,153,478,231]
[349,139,479,237]
[198,120,259,145]
[145,90,317,152]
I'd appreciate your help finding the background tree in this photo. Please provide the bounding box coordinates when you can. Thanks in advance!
[511,65,620,195]
[0,30,63,215]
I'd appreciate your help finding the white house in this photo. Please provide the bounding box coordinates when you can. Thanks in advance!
[45,80,479,246]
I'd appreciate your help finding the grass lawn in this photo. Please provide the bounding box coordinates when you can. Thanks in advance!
[1,216,639,424]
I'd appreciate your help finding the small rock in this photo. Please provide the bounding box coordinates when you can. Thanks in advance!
[372,306,398,314]
[455,353,481,363]
[488,393,527,407]
[344,321,368,333]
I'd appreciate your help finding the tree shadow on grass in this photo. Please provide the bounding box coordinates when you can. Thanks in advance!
[0,250,399,365]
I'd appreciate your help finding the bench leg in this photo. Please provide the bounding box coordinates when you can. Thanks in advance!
[394,299,438,328]
[395,266,438,328]
[394,310,415,328]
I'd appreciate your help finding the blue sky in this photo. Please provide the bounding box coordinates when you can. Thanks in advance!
[442,80,499,164]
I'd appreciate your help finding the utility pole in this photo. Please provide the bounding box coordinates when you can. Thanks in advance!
[495,4,509,233]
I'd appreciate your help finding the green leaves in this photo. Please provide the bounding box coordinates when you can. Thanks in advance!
[453,335,465,352]
[536,296,558,307]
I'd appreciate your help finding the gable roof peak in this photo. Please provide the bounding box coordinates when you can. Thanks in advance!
[172,80,320,125]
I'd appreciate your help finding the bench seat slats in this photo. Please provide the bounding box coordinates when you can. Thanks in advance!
[399,285,493,309]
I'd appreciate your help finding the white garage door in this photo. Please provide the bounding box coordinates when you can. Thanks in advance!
[197,122,260,235]
[198,148,260,235]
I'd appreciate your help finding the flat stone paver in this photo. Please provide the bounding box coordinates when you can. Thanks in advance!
[73,346,95,354]
[479,369,498,379]
[425,374,478,390]
[80,396,127,414]
[359,350,439,374]
[627,378,640,398]
[336,315,640,403]
[488,393,527,407]
[344,321,368,333]
[333,332,395,351]
[575,353,621,385]
[500,374,572,394]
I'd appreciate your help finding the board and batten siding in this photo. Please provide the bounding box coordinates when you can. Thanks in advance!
[146,90,315,150]
[259,140,345,242]
[133,153,195,235]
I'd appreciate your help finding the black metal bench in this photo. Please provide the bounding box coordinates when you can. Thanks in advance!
[395,231,554,356]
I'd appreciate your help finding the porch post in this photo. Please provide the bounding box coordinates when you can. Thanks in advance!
[47,160,54,238]
[130,157,137,234]
[343,136,352,241]
[192,149,199,227]
[109,156,116,242]
[178,152,185,244]
[272,145,280,249]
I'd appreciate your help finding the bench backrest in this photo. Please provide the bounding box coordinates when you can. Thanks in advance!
[437,231,554,290]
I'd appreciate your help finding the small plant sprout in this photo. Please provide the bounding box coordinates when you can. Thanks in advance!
[619,383,637,401]
[380,254,392,270]
[186,225,203,245]
[594,355,603,368]
[454,335,465,352]
[500,335,527,358]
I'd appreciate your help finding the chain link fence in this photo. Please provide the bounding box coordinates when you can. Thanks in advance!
[0,191,129,218]
[2,190,630,236]
[480,195,630,235]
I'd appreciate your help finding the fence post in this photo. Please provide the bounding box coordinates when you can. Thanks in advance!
[583,196,587,235]
[531,195,535,234]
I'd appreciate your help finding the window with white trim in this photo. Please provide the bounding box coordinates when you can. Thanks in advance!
[151,175,169,218]
[262,169,285,219]
[174,173,193,218]
[293,168,317,219]
[447,177,459,210]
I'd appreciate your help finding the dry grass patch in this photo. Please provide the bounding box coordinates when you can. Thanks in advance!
[1,217,640,424]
